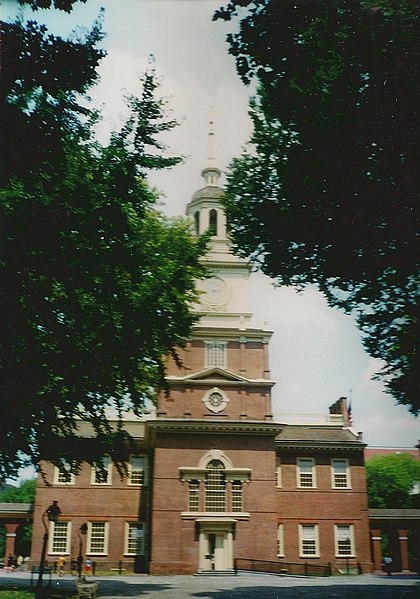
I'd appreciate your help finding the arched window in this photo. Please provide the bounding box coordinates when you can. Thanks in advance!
[194,211,200,235]
[209,209,218,236]
[205,459,226,512]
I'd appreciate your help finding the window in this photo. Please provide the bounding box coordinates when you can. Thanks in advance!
[194,211,200,235]
[277,524,284,557]
[335,525,354,556]
[205,341,226,368]
[50,521,70,554]
[209,209,218,236]
[297,458,316,488]
[276,457,282,487]
[205,459,226,512]
[231,481,243,512]
[87,522,108,554]
[91,458,112,485]
[331,459,350,488]
[299,524,319,557]
[188,480,200,512]
[54,462,75,485]
[128,456,145,486]
[125,523,144,555]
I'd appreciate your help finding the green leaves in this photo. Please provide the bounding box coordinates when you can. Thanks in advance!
[366,453,420,508]
[0,17,207,480]
[219,0,419,413]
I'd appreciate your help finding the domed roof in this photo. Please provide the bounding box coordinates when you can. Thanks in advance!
[191,185,224,202]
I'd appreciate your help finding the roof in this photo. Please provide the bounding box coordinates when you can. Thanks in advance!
[275,425,364,450]
[369,509,420,520]
[0,503,33,516]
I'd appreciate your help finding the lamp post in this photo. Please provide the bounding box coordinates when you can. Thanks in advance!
[36,501,61,597]
[77,523,88,578]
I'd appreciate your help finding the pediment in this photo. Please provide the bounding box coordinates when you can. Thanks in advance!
[168,367,249,384]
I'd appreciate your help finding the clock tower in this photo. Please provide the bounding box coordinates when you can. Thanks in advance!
[157,119,274,421]
[150,124,280,575]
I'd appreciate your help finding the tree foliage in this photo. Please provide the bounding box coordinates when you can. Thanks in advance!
[0,479,36,503]
[366,453,420,508]
[215,0,420,413]
[0,12,208,480]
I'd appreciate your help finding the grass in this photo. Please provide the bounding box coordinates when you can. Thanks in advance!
[0,592,35,599]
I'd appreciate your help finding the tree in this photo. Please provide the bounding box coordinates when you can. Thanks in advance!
[215,0,420,413]
[0,10,208,481]
[0,479,36,558]
[366,453,420,508]
[0,479,36,503]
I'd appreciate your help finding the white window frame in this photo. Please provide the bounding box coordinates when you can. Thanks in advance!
[54,462,75,485]
[335,524,355,557]
[49,521,71,555]
[128,456,146,486]
[90,457,112,485]
[331,459,351,489]
[125,522,144,556]
[231,480,243,513]
[299,524,319,558]
[277,524,285,557]
[297,458,316,488]
[188,480,200,512]
[87,521,109,555]
[205,340,227,369]
[276,457,282,488]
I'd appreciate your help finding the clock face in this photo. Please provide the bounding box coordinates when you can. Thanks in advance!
[202,276,229,306]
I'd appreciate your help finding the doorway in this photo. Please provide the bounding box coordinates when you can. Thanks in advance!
[198,523,234,571]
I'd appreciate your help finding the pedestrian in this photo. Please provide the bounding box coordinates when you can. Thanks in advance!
[57,555,66,576]
[85,558,92,575]
[383,555,393,575]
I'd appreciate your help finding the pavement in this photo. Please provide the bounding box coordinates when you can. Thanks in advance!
[0,569,419,598]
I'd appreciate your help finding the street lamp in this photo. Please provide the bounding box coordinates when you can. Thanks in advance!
[77,523,88,578]
[36,501,61,596]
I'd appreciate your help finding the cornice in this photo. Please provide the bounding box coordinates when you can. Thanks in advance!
[146,418,282,436]
[275,441,365,452]
[166,376,275,389]
[191,326,273,339]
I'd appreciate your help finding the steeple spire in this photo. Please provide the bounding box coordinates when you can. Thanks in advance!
[202,106,221,186]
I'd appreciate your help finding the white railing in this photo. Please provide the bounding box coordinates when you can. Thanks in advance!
[272,413,345,425]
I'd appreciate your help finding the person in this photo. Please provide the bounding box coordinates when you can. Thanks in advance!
[57,555,66,576]
[16,555,23,568]
[6,555,16,572]
[383,555,393,575]
[85,558,92,575]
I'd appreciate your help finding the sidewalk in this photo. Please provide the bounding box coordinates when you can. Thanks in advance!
[1,569,419,598]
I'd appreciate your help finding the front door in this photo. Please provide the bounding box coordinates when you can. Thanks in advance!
[199,526,233,571]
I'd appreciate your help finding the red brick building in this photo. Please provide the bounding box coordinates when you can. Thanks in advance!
[31,159,372,575]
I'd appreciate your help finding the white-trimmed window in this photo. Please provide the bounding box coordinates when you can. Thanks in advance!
[128,456,145,486]
[205,341,227,368]
[91,458,112,485]
[297,458,316,488]
[188,480,200,512]
[299,524,319,557]
[205,459,226,512]
[231,481,243,512]
[50,521,71,554]
[331,459,351,489]
[87,522,108,555]
[335,525,355,556]
[54,462,75,485]
[277,524,284,557]
[276,457,282,487]
[125,522,144,555]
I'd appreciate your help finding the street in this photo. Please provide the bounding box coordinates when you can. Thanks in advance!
[1,570,419,598]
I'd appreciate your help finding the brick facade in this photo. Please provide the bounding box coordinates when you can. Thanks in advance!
[30,163,373,575]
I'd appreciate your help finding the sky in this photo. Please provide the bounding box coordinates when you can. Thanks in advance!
[4,0,418,452]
